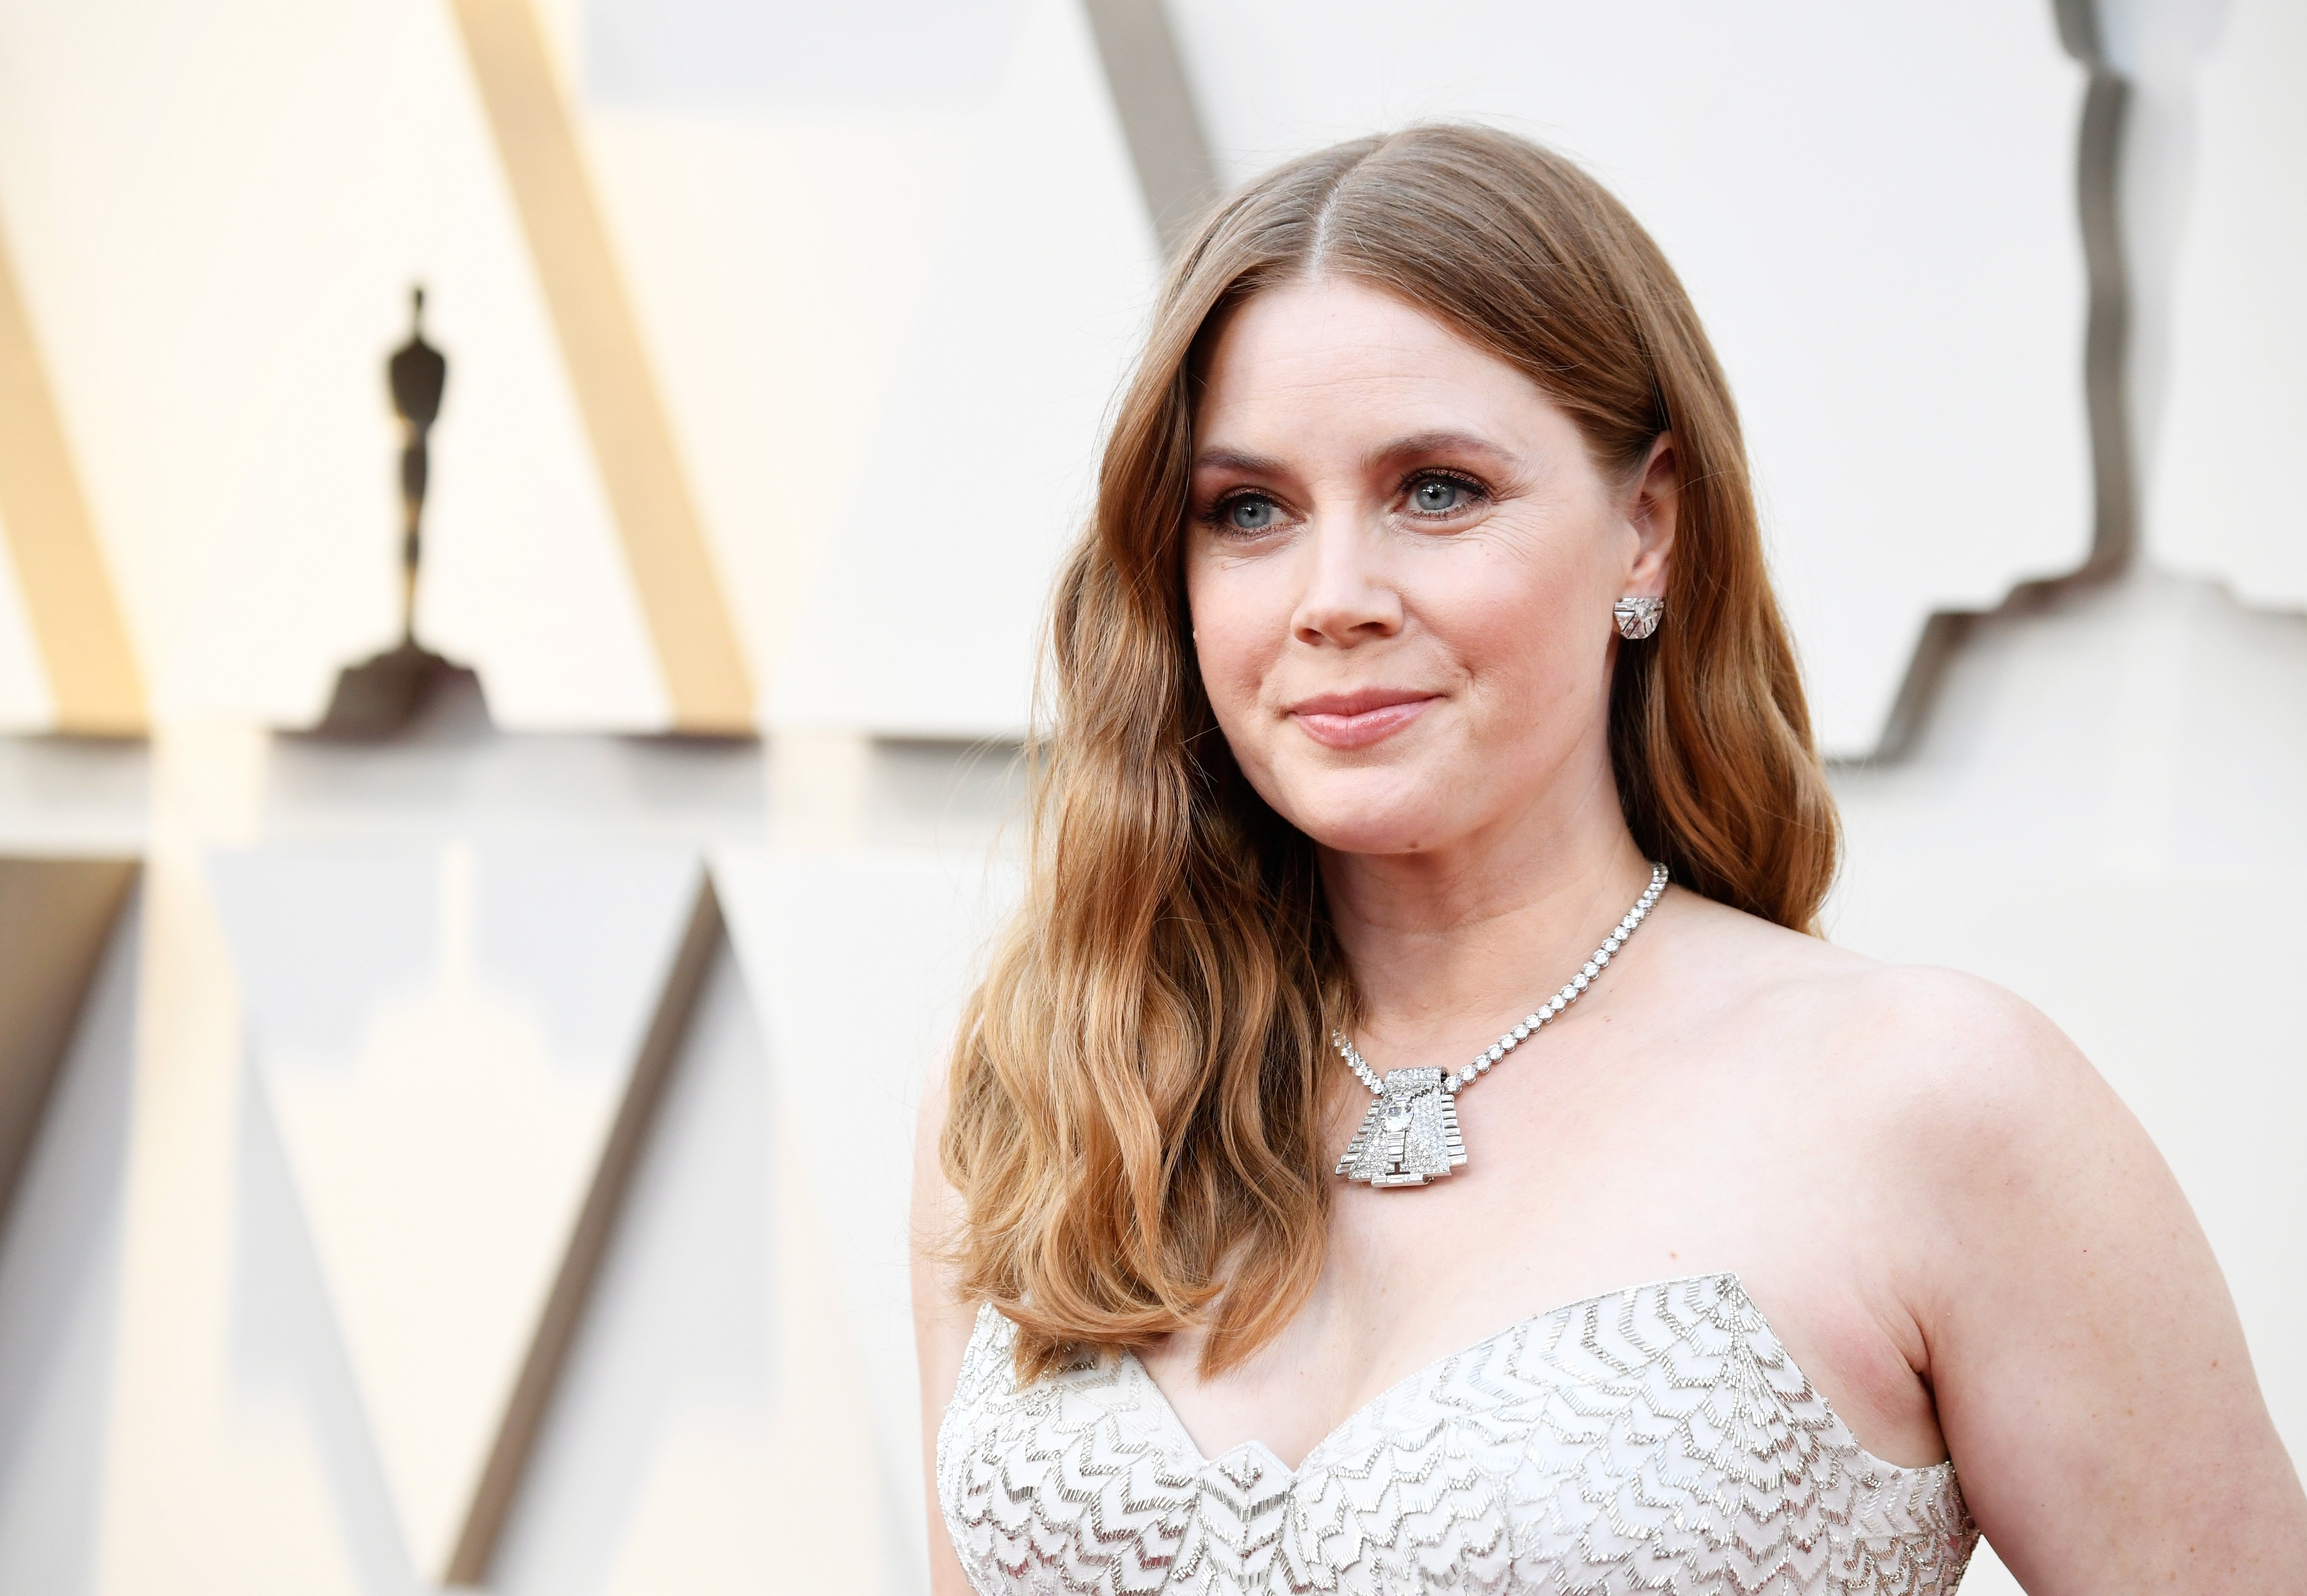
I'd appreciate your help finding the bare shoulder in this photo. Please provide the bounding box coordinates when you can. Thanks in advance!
[1676,895,2208,1321]
[1819,959,2101,1117]
[1842,963,2133,1176]
[1670,890,2104,1102]
[1662,890,2132,1183]
[1617,893,2307,1581]
[1687,933,2307,1587]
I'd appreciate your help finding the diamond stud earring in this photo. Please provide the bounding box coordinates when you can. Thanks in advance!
[1614,596,1664,640]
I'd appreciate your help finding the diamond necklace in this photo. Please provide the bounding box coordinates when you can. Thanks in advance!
[1332,861,1668,1188]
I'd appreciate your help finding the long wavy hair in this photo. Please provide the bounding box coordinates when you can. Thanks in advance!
[941,125,1837,1380]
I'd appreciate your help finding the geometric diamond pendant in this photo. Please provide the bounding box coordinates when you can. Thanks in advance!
[1335,1066,1467,1187]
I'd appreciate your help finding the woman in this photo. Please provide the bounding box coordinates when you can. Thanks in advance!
[911,126,2307,1593]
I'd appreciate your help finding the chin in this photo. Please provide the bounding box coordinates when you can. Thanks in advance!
[1269,770,1453,857]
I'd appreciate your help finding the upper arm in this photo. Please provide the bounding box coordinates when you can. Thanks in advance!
[1894,976,2307,1592]
[912,1067,979,1596]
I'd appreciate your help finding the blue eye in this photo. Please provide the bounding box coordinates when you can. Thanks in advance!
[1411,478,1471,514]
[1227,497,1277,531]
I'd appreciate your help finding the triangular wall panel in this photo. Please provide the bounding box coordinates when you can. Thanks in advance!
[714,844,1020,1587]
[768,0,1164,737]
[0,874,139,1595]
[0,859,137,1225]
[208,841,707,1582]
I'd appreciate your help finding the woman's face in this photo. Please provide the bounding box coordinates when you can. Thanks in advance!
[1184,277,1674,862]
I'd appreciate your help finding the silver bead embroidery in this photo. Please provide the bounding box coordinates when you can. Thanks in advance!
[936,1273,1977,1595]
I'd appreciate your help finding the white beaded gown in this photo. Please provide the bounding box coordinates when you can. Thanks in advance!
[936,1273,1976,1594]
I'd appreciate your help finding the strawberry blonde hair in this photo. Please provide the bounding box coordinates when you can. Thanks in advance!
[941,126,1836,1378]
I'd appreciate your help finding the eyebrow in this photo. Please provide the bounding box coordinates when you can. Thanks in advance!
[1190,431,1526,476]
[1191,446,1289,476]
[1360,430,1525,472]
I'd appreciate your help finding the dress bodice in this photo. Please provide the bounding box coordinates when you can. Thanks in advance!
[936,1273,1975,1594]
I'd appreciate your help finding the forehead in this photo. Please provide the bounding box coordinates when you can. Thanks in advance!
[1194,277,1553,441]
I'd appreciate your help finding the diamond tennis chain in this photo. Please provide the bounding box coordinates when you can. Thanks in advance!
[1331,862,1669,1187]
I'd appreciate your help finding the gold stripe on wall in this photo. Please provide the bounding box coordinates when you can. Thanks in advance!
[0,228,145,734]
[448,0,755,734]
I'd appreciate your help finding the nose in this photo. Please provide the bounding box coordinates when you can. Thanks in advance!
[1290,520,1403,648]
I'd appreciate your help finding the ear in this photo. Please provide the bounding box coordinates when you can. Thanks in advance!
[1623,433,1678,599]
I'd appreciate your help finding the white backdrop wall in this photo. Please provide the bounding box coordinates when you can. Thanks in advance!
[0,1,2295,1593]
[2138,0,2307,601]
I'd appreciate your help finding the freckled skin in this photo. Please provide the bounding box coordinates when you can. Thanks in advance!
[914,280,2307,1595]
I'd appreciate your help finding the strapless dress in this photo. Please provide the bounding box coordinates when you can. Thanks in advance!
[936,1273,1975,1594]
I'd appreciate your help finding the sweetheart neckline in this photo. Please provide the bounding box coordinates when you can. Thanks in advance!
[1113,1270,1953,1483]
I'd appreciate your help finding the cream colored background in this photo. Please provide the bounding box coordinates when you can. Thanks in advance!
[0,0,2294,1591]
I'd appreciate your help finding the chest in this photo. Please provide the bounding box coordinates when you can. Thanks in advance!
[1142,1161,1890,1473]
[1138,1044,1932,1472]
[935,1278,1975,1596]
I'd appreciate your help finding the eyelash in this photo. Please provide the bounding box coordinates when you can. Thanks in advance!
[1196,470,1493,534]
[1403,470,1489,517]
[1199,490,1281,534]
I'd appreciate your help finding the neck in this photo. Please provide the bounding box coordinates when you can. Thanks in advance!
[1318,757,1651,1062]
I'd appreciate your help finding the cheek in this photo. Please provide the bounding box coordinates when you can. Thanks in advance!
[1493,588,1594,678]
[1437,556,1610,720]
[1185,561,1279,721]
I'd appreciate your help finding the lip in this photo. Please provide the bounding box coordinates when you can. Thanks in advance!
[1286,688,1440,750]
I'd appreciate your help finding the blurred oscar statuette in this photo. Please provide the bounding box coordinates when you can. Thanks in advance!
[314,285,487,736]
